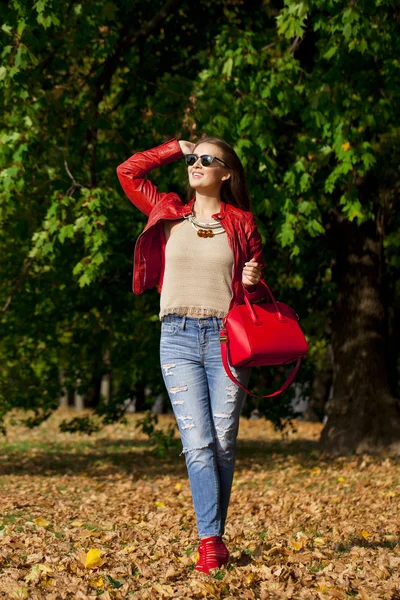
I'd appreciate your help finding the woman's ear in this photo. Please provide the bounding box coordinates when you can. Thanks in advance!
[221,173,231,181]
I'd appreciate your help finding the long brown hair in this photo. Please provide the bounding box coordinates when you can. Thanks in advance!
[185,135,251,211]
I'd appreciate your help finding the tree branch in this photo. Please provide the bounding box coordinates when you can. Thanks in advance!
[2,258,34,312]
[80,0,184,162]
[92,0,184,103]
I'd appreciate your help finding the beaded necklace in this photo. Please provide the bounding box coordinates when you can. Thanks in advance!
[184,208,225,238]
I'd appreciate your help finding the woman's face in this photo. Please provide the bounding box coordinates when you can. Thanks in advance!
[187,142,231,191]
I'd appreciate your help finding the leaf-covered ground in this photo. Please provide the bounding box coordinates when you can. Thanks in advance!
[0,409,399,600]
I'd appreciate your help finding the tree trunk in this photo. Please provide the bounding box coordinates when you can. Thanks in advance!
[320,219,400,455]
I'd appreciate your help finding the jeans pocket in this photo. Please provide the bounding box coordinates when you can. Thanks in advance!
[161,322,180,336]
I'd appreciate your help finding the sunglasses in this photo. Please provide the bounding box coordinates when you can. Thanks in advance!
[184,153,231,169]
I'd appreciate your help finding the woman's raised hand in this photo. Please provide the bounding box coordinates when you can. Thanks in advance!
[178,140,195,155]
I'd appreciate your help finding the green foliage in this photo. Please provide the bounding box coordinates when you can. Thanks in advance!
[135,411,179,458]
[59,415,102,435]
[0,0,399,437]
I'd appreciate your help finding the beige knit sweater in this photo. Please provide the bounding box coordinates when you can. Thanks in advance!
[159,219,234,320]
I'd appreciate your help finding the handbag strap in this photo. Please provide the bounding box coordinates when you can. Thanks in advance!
[220,330,301,398]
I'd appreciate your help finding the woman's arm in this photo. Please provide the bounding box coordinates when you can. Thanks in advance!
[116,138,184,216]
[243,213,266,303]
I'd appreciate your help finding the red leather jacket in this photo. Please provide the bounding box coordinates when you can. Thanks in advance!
[116,138,266,312]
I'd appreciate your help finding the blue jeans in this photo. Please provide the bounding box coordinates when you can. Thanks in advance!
[159,314,251,538]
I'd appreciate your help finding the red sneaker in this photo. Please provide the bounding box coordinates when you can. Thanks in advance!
[195,536,230,574]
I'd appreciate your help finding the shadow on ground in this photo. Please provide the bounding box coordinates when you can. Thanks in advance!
[0,437,323,479]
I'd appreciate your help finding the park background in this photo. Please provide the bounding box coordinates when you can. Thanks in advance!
[0,0,399,598]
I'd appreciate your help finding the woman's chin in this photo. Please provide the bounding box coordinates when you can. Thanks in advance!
[189,180,203,189]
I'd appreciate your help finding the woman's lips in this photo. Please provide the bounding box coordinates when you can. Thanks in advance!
[192,172,203,178]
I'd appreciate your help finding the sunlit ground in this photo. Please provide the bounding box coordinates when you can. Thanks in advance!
[0,409,399,599]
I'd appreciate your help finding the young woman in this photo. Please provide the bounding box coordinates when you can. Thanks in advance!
[116,136,266,574]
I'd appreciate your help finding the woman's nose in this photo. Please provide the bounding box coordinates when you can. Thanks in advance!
[192,156,202,167]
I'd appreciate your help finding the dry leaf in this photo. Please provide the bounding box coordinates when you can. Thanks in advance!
[91,576,104,588]
[78,547,104,568]
[9,588,29,600]
[25,563,53,583]
[290,538,304,552]
[360,529,372,539]
[34,516,50,527]
[1,415,399,599]
[314,537,326,546]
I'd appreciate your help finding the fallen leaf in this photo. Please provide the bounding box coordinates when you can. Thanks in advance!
[360,529,372,539]
[34,516,50,527]
[71,520,85,527]
[78,547,104,569]
[10,587,29,599]
[91,576,104,588]
[25,563,53,583]
[290,538,304,552]
[314,537,326,546]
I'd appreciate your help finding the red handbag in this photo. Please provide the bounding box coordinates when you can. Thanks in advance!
[220,280,309,398]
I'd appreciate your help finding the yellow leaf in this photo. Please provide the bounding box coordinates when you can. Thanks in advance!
[316,583,328,593]
[386,491,396,498]
[91,576,104,588]
[314,537,326,546]
[310,467,321,476]
[155,501,165,508]
[34,517,50,527]
[71,520,85,527]
[342,142,351,152]
[246,573,257,585]
[337,477,345,483]
[122,544,136,553]
[174,483,182,491]
[78,548,104,569]
[289,538,304,552]
[38,564,53,575]
[360,529,372,539]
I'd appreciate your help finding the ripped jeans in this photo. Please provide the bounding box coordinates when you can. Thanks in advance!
[159,314,251,539]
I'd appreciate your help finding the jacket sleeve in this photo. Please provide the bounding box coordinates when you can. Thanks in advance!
[243,213,267,303]
[116,138,184,216]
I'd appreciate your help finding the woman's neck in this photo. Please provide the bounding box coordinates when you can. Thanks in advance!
[193,193,221,218]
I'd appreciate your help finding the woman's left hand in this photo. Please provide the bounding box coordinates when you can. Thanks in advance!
[242,257,261,288]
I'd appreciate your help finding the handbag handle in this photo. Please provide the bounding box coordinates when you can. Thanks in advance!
[242,279,288,324]
[220,332,301,398]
